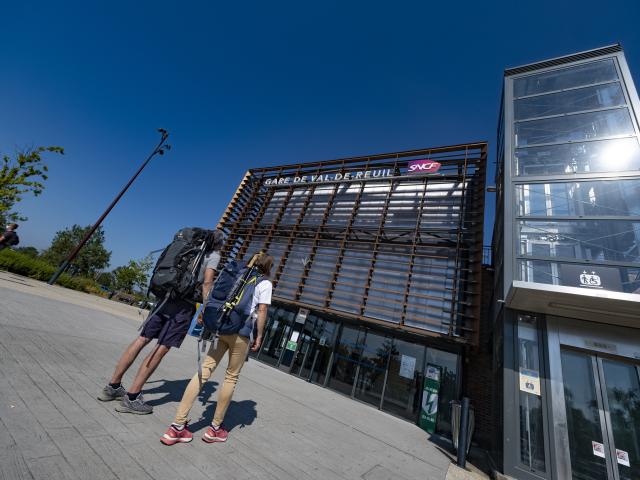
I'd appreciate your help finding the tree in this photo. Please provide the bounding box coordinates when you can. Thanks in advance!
[41,224,111,276]
[0,146,64,225]
[95,271,115,290]
[14,246,39,258]
[112,255,154,293]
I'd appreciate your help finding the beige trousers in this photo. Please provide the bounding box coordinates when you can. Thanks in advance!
[174,334,249,426]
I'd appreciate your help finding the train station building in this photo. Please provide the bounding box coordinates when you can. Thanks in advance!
[216,143,488,439]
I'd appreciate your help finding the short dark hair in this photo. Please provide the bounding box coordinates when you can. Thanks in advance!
[212,230,224,251]
[8,223,18,230]
[253,252,274,277]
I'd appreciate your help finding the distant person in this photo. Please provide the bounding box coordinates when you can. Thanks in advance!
[97,230,225,414]
[160,252,273,445]
[0,223,20,250]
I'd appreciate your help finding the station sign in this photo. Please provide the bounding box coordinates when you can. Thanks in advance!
[263,159,443,187]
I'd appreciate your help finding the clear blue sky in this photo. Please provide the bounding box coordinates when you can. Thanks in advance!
[1,1,639,269]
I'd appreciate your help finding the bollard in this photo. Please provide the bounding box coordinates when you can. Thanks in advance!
[457,396,470,468]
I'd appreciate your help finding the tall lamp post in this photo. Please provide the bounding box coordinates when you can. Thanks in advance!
[48,129,171,285]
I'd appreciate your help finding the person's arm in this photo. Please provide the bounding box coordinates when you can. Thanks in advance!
[251,303,268,351]
[202,268,217,303]
[197,268,217,325]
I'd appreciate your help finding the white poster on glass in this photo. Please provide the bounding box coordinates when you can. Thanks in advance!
[399,355,416,379]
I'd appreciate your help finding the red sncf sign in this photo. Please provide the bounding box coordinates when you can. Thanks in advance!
[407,159,441,174]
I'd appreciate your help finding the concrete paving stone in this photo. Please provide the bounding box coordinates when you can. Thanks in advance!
[0,274,459,480]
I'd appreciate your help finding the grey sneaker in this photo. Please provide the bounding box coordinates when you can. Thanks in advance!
[97,384,126,402]
[115,394,153,415]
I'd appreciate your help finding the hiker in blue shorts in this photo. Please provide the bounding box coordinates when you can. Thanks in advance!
[97,230,224,414]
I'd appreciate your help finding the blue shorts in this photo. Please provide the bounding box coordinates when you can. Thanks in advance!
[140,299,196,348]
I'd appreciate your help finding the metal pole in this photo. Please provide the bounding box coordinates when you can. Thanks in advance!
[48,129,170,285]
[457,396,470,468]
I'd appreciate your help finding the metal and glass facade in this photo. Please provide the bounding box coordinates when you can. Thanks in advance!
[494,45,640,480]
[217,143,487,432]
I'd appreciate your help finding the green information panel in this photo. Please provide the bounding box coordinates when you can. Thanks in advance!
[286,340,297,351]
[419,364,442,433]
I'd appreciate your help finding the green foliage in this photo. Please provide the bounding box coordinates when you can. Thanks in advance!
[95,271,115,289]
[41,224,111,276]
[14,246,39,258]
[112,255,154,293]
[0,146,64,224]
[0,248,102,294]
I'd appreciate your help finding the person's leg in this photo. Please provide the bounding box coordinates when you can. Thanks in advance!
[127,344,171,395]
[173,339,229,425]
[212,334,249,426]
[109,336,152,384]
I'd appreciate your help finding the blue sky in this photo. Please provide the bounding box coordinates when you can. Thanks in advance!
[1,1,639,269]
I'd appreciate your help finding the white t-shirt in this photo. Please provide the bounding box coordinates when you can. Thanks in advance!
[250,279,272,316]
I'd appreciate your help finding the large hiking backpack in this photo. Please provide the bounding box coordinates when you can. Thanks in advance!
[148,227,216,303]
[202,258,262,338]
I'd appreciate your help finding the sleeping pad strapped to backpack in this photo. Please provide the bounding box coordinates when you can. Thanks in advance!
[201,258,262,338]
[148,227,216,303]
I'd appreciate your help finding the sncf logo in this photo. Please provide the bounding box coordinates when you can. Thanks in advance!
[408,160,441,174]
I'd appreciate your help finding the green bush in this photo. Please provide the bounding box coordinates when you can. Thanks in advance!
[0,248,101,294]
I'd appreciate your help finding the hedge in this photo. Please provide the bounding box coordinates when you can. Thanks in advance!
[0,248,103,295]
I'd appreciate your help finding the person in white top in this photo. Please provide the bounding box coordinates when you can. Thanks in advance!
[162,252,274,445]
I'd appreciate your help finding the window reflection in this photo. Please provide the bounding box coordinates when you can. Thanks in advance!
[515,137,640,176]
[516,180,640,217]
[514,59,618,97]
[515,82,625,121]
[518,219,640,264]
[515,108,634,147]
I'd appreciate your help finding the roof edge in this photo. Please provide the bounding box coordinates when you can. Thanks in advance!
[504,44,622,77]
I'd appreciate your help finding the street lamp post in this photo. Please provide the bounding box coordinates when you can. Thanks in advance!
[48,129,171,285]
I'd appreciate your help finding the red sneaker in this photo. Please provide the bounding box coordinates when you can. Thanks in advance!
[202,424,228,443]
[160,424,193,445]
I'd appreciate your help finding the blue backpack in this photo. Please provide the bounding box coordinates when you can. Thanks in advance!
[201,259,262,338]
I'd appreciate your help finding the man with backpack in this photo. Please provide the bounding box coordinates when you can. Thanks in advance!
[97,228,225,415]
[160,252,274,445]
[0,223,20,250]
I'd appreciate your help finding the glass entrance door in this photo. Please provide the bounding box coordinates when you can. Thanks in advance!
[561,349,640,480]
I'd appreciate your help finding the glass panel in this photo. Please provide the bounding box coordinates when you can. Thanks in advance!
[515,108,635,147]
[517,259,640,294]
[561,349,608,480]
[514,59,618,97]
[426,348,459,436]
[518,219,640,265]
[516,180,640,217]
[515,82,626,120]
[601,360,640,480]
[259,307,294,366]
[329,325,363,396]
[515,137,640,176]
[353,331,390,408]
[300,317,339,385]
[517,314,546,472]
[382,339,425,421]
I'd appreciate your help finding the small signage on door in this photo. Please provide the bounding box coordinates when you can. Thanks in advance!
[519,368,541,396]
[286,340,298,351]
[559,264,623,292]
[295,308,309,324]
[617,449,631,467]
[399,355,416,379]
[592,441,606,458]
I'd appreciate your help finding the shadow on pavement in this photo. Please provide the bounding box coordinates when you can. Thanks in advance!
[189,399,258,433]
[144,379,219,407]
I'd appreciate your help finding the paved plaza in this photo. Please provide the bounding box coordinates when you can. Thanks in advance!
[0,271,485,480]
